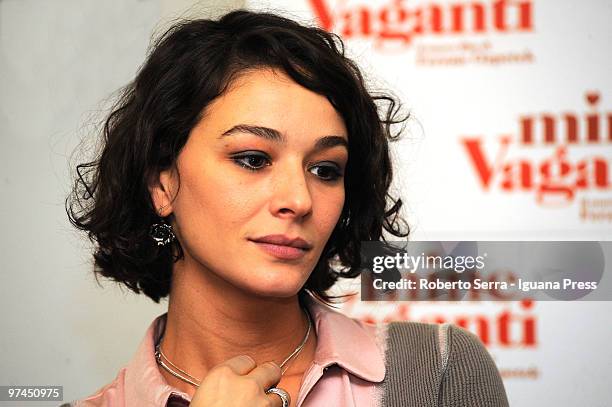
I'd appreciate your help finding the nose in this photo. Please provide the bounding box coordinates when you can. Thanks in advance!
[269,160,313,220]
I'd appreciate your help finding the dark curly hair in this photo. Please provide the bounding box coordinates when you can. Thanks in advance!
[66,9,410,304]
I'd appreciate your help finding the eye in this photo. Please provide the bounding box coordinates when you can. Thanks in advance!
[310,163,343,182]
[231,152,271,171]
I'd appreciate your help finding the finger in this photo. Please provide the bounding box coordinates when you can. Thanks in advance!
[245,361,282,389]
[265,387,291,407]
[216,354,257,375]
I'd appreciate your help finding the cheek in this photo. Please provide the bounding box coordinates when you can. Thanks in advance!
[184,171,258,228]
[314,187,345,235]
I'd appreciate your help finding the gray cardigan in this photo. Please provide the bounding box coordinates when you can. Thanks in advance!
[381,321,509,407]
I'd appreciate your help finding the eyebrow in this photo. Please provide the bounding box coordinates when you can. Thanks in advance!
[219,124,348,151]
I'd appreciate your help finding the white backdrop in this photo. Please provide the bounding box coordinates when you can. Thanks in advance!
[1,0,610,406]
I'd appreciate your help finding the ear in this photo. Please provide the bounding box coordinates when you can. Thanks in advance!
[148,167,177,217]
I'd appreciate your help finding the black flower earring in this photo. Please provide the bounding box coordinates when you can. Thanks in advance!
[150,205,176,247]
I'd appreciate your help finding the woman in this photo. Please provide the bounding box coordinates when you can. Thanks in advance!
[65,9,508,407]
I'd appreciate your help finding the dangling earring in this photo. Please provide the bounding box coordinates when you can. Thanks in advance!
[340,214,350,229]
[150,205,176,247]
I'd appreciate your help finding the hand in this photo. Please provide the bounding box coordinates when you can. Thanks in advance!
[189,355,287,407]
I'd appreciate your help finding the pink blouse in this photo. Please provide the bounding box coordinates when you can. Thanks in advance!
[72,294,388,407]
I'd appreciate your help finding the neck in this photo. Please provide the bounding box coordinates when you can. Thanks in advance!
[158,257,317,397]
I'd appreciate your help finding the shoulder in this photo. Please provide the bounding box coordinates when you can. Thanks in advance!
[381,321,509,407]
[63,368,127,407]
[381,320,495,369]
[439,323,496,371]
[438,324,509,407]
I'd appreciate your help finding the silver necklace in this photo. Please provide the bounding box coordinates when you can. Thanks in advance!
[154,307,312,388]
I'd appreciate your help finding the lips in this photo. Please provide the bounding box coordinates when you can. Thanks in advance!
[249,234,312,260]
[250,234,313,250]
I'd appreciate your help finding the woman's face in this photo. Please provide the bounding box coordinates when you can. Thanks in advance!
[152,68,348,298]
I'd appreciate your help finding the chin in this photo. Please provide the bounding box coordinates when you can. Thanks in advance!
[241,268,307,298]
[243,284,303,299]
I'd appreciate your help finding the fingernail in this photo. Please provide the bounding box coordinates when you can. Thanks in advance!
[267,361,280,369]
